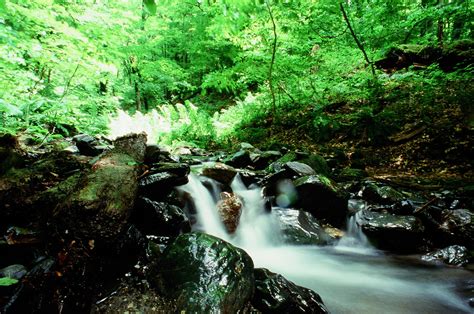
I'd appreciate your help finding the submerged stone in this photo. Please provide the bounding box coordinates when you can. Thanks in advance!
[149,232,254,313]
[252,268,329,314]
[217,192,242,234]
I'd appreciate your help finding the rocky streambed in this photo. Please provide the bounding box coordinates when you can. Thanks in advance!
[0,133,473,313]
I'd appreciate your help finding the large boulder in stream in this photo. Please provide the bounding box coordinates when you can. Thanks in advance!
[202,162,237,185]
[293,175,348,226]
[138,162,190,199]
[252,268,329,314]
[149,232,254,313]
[273,208,331,245]
[357,210,425,252]
[421,245,471,266]
[53,133,147,241]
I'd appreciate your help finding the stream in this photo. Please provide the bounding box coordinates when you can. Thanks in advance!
[179,173,472,313]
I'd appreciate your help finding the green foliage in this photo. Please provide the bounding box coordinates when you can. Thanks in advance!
[0,277,19,286]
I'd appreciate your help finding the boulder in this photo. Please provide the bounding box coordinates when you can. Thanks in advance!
[362,182,405,205]
[202,162,237,185]
[284,161,316,177]
[293,175,348,226]
[54,133,147,241]
[273,208,330,245]
[357,210,425,252]
[337,168,368,181]
[438,209,474,249]
[138,163,190,200]
[217,192,243,234]
[144,144,172,164]
[298,154,330,177]
[225,150,252,168]
[133,196,190,236]
[0,264,27,280]
[72,134,101,156]
[250,150,282,170]
[149,233,254,313]
[252,268,329,314]
[421,245,471,266]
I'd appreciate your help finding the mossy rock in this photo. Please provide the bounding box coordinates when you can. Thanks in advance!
[149,232,255,313]
[337,168,368,181]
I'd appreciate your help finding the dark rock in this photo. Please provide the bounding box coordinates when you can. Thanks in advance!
[421,245,471,266]
[284,161,316,177]
[146,236,172,260]
[4,226,42,245]
[357,210,425,252]
[0,264,27,280]
[73,134,100,156]
[273,208,330,245]
[252,268,329,314]
[250,150,282,170]
[439,40,474,72]
[202,162,237,185]
[293,175,349,226]
[438,209,474,249]
[144,144,172,164]
[226,150,252,168]
[138,163,190,199]
[133,197,190,236]
[217,192,242,234]
[362,182,405,205]
[0,134,27,175]
[149,162,190,178]
[149,233,254,313]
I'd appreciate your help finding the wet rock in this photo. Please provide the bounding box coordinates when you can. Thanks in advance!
[273,208,331,245]
[284,161,316,177]
[217,192,243,234]
[250,150,282,170]
[357,210,425,252]
[202,162,237,185]
[138,163,190,199]
[225,150,252,168]
[133,197,190,236]
[144,144,172,164]
[438,209,474,249]
[421,245,471,266]
[146,236,172,260]
[337,168,368,181]
[149,233,254,313]
[362,182,405,205]
[297,154,330,177]
[0,264,27,280]
[252,268,329,314]
[293,175,349,226]
[4,226,42,245]
[73,134,100,156]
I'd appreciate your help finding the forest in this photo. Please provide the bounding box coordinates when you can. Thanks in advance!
[0,0,473,313]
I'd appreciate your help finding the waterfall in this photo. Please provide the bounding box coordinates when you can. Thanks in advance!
[177,173,472,314]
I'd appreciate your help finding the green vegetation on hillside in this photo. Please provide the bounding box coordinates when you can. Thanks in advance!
[0,0,472,149]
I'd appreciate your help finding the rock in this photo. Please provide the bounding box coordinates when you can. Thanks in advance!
[273,208,331,245]
[54,133,147,241]
[438,209,474,249]
[421,245,471,266]
[357,210,425,252]
[144,144,172,164]
[362,182,405,205]
[252,268,329,314]
[72,134,100,156]
[337,168,368,181]
[0,134,27,175]
[202,162,237,185]
[133,197,190,236]
[4,226,42,245]
[250,151,282,170]
[217,192,243,234]
[284,161,316,177]
[138,163,190,200]
[225,150,252,168]
[149,233,254,313]
[298,154,330,177]
[293,175,348,226]
[0,264,27,280]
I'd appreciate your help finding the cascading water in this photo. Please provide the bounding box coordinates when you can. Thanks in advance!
[178,173,472,314]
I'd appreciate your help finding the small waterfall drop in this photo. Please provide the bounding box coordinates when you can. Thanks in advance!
[177,173,472,314]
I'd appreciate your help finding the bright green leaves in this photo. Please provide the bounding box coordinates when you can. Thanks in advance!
[0,0,6,12]
[143,0,157,16]
[0,277,19,286]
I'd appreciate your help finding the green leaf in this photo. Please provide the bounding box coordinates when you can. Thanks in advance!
[143,0,157,16]
[0,277,19,286]
[0,100,22,116]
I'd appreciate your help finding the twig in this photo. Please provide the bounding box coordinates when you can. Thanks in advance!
[60,63,80,103]
[265,0,278,123]
[414,197,439,214]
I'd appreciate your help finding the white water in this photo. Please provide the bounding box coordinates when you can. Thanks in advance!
[178,174,472,314]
